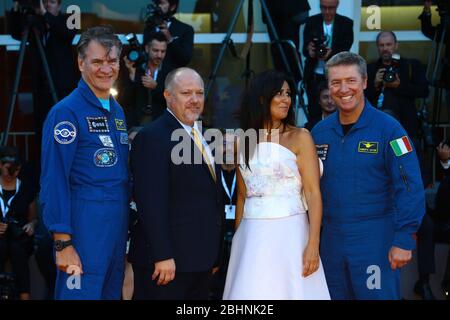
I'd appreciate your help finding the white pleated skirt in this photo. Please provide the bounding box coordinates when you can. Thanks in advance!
[223,213,330,300]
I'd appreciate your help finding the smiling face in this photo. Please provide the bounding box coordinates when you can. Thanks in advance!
[269,81,292,123]
[328,64,367,121]
[164,69,204,126]
[78,41,120,99]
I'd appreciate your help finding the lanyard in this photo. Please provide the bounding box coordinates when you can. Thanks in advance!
[221,171,236,205]
[0,179,21,218]
[146,67,159,81]
[323,21,333,47]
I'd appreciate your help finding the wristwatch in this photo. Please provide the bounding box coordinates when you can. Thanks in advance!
[54,239,72,252]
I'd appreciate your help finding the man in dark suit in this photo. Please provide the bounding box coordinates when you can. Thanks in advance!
[129,67,224,300]
[144,0,194,73]
[263,0,310,84]
[303,0,353,119]
[119,32,168,127]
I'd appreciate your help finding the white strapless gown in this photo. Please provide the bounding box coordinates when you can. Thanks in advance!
[223,142,330,300]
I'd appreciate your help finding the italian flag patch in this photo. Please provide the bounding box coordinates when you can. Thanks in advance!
[390,136,413,157]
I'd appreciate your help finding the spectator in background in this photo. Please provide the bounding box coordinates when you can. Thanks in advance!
[305,81,336,131]
[263,0,310,84]
[414,141,450,300]
[143,0,194,73]
[419,0,450,120]
[119,32,168,127]
[0,147,38,300]
[303,0,353,119]
[8,0,78,159]
[366,31,429,147]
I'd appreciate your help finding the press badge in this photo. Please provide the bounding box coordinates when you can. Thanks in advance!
[225,205,236,220]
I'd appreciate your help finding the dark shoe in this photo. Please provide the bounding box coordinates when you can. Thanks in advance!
[414,281,436,300]
[442,280,450,300]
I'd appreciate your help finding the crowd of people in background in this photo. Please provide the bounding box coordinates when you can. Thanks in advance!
[1,0,450,301]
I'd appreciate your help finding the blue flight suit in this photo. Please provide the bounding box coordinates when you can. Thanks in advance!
[40,79,129,300]
[311,101,425,300]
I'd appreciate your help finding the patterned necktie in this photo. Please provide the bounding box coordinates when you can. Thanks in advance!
[191,127,216,182]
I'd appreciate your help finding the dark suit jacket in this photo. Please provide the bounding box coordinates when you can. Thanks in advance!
[118,64,168,127]
[302,13,354,82]
[8,10,78,96]
[144,17,194,72]
[366,58,429,138]
[129,111,224,272]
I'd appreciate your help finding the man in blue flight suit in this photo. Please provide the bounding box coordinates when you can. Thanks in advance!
[40,26,129,299]
[311,52,425,300]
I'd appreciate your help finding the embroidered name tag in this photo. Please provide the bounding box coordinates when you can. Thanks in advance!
[99,135,114,148]
[115,119,127,131]
[316,144,329,161]
[54,121,77,144]
[93,148,118,167]
[87,117,109,133]
[358,141,379,154]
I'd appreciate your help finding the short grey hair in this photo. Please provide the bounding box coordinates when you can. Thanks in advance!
[77,26,122,60]
[325,51,367,80]
[164,67,204,92]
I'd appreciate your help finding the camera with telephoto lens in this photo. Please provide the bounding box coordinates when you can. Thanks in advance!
[125,33,148,71]
[383,53,401,83]
[145,0,171,28]
[312,35,328,59]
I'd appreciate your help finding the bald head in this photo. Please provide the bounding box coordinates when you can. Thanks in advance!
[164,67,205,126]
[165,67,204,93]
[376,31,398,63]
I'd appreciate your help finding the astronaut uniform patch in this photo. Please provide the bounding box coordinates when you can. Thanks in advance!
[87,117,109,133]
[115,119,127,131]
[316,144,329,161]
[358,141,379,154]
[54,121,77,144]
[120,133,129,145]
[93,148,118,167]
[98,135,114,148]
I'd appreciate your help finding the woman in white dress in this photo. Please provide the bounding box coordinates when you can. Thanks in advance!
[223,70,330,300]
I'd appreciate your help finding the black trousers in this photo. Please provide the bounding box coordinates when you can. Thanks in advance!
[0,236,33,294]
[305,73,326,119]
[133,265,211,300]
[416,214,450,280]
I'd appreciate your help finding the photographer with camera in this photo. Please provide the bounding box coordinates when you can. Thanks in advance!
[0,147,38,300]
[143,0,194,73]
[118,32,168,127]
[366,31,429,149]
[8,0,78,160]
[419,0,450,120]
[413,140,450,300]
[302,0,353,119]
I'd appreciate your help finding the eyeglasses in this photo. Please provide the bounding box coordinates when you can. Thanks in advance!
[320,5,337,11]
